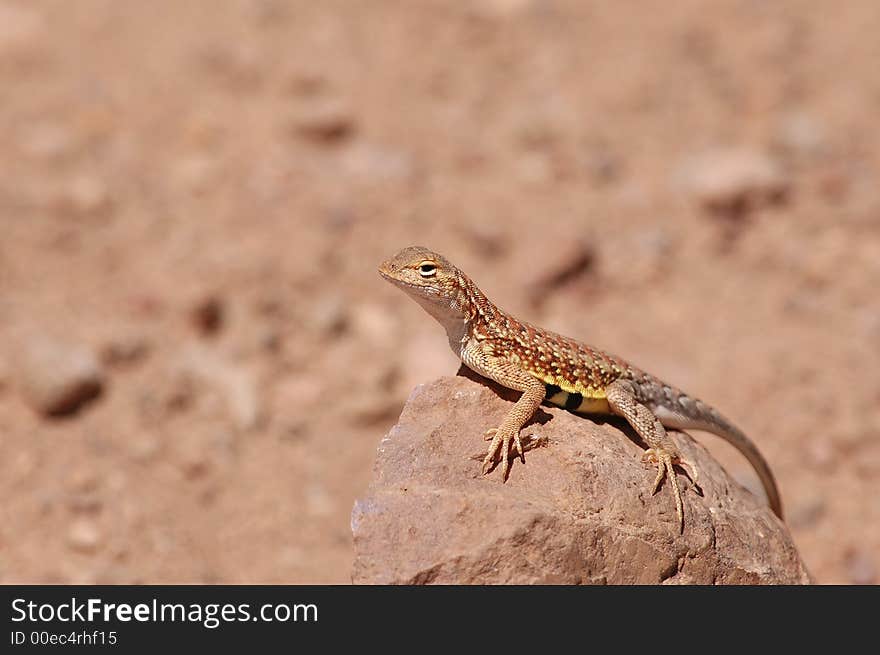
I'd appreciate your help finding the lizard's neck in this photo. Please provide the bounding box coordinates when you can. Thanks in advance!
[408,271,499,356]
[455,272,501,351]
[408,291,468,354]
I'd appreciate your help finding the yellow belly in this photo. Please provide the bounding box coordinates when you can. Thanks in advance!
[539,376,611,415]
[546,389,610,414]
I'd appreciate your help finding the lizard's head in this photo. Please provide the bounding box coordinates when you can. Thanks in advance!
[379,246,468,319]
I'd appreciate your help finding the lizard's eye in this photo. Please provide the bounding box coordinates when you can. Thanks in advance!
[418,262,437,277]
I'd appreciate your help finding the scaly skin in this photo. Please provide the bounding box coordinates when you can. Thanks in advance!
[379,246,783,532]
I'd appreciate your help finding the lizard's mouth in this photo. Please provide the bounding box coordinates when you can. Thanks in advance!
[378,268,409,289]
[378,266,412,287]
[379,270,447,304]
[378,263,410,284]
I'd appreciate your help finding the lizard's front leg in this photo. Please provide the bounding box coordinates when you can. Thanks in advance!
[606,379,691,532]
[462,341,546,481]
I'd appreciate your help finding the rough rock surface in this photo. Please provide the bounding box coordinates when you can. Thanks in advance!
[352,374,810,584]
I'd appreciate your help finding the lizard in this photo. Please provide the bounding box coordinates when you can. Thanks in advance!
[379,245,783,532]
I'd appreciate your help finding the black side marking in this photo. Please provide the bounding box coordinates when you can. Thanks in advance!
[544,383,562,399]
[564,392,583,411]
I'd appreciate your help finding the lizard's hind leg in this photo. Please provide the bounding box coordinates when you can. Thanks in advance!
[606,379,691,533]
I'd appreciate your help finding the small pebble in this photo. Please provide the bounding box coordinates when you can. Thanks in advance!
[192,295,224,336]
[290,101,355,144]
[18,337,105,417]
[68,520,101,553]
[679,147,789,217]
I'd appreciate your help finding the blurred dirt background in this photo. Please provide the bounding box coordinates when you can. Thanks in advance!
[1,0,878,584]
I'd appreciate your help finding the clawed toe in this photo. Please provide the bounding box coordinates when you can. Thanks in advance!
[481,426,528,480]
[513,433,525,463]
[641,447,685,533]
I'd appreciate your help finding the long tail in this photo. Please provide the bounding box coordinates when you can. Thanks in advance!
[704,416,784,520]
[656,403,783,520]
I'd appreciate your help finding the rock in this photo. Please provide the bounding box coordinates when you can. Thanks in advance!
[67,520,101,553]
[290,101,355,144]
[352,376,810,584]
[66,470,103,514]
[18,337,105,417]
[191,294,225,336]
[179,346,261,431]
[679,147,789,217]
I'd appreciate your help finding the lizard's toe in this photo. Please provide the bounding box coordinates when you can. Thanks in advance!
[481,429,503,474]
[513,432,525,463]
[641,447,684,533]
[643,449,666,495]
[481,426,523,480]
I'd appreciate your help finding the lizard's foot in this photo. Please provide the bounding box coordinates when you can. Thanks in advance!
[641,449,697,487]
[470,432,545,463]
[483,427,526,463]
[481,426,524,481]
[642,447,685,533]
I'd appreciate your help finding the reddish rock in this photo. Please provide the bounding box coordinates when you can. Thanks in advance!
[191,294,224,336]
[290,101,355,144]
[679,147,789,217]
[67,520,101,553]
[18,337,105,417]
[352,375,810,584]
